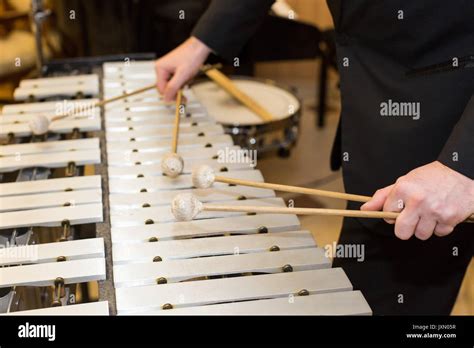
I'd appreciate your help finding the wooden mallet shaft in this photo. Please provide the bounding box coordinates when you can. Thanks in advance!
[171,89,183,153]
[51,83,169,122]
[214,175,371,203]
[202,204,399,219]
[202,204,474,222]
[211,176,474,221]
[204,68,274,122]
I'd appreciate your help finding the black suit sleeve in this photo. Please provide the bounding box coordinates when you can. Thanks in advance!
[192,0,275,61]
[438,94,474,179]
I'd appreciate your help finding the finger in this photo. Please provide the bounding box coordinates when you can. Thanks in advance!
[394,208,420,240]
[413,217,437,240]
[155,66,171,95]
[361,185,394,211]
[163,68,191,102]
[434,223,454,237]
[382,186,406,224]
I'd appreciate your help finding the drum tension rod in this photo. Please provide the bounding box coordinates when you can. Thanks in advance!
[51,277,65,307]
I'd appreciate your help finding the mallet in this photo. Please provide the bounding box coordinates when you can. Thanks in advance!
[192,164,371,203]
[160,89,185,178]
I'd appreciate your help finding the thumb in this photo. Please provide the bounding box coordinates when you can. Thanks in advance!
[361,184,394,211]
[163,67,192,102]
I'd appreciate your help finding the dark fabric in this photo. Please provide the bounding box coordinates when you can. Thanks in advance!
[333,204,474,315]
[438,95,474,178]
[192,0,274,61]
[52,0,210,56]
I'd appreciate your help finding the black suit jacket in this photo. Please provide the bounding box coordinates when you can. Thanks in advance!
[192,0,474,195]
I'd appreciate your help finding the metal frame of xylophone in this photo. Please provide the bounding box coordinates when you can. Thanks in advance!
[102,60,372,315]
[0,74,108,315]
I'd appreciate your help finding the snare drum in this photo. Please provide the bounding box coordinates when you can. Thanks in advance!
[191,77,301,157]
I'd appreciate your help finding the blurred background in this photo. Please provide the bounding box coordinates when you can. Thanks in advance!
[0,0,471,314]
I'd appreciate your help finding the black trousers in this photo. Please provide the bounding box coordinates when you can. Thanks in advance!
[332,206,474,315]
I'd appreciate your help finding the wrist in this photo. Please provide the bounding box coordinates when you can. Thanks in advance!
[188,36,212,57]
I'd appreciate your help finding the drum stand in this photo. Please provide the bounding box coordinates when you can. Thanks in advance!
[30,0,51,76]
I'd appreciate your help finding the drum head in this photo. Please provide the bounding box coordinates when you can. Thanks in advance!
[191,78,300,126]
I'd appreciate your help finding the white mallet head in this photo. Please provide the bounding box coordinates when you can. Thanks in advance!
[161,153,184,178]
[192,164,215,189]
[171,193,203,221]
[29,114,50,135]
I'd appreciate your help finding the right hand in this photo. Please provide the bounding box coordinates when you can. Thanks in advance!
[155,36,211,101]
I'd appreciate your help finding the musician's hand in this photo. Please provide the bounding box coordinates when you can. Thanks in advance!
[155,36,211,101]
[360,161,474,240]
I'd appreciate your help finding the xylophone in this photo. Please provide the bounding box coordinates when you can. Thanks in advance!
[0,60,372,315]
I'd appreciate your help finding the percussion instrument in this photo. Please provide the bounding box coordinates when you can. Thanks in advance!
[0,60,371,316]
[191,76,301,157]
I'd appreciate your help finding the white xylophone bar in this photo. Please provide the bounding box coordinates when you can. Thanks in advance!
[110,197,286,227]
[0,138,99,157]
[0,149,101,173]
[105,124,224,142]
[0,118,100,138]
[109,186,274,210]
[111,214,301,244]
[19,74,99,87]
[105,120,214,133]
[14,83,99,101]
[112,230,315,264]
[107,160,252,179]
[104,107,208,123]
[0,203,103,229]
[0,112,97,125]
[151,291,372,316]
[104,111,209,127]
[113,247,329,288]
[3,301,110,316]
[1,99,99,115]
[107,138,235,158]
[105,116,215,130]
[0,238,105,266]
[0,258,106,287]
[107,151,246,168]
[0,188,102,212]
[115,268,352,314]
[107,169,263,193]
[104,104,201,116]
[0,175,101,197]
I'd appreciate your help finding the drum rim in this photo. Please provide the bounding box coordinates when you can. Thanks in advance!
[190,75,301,127]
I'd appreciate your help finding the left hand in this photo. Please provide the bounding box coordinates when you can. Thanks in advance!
[361,161,474,240]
